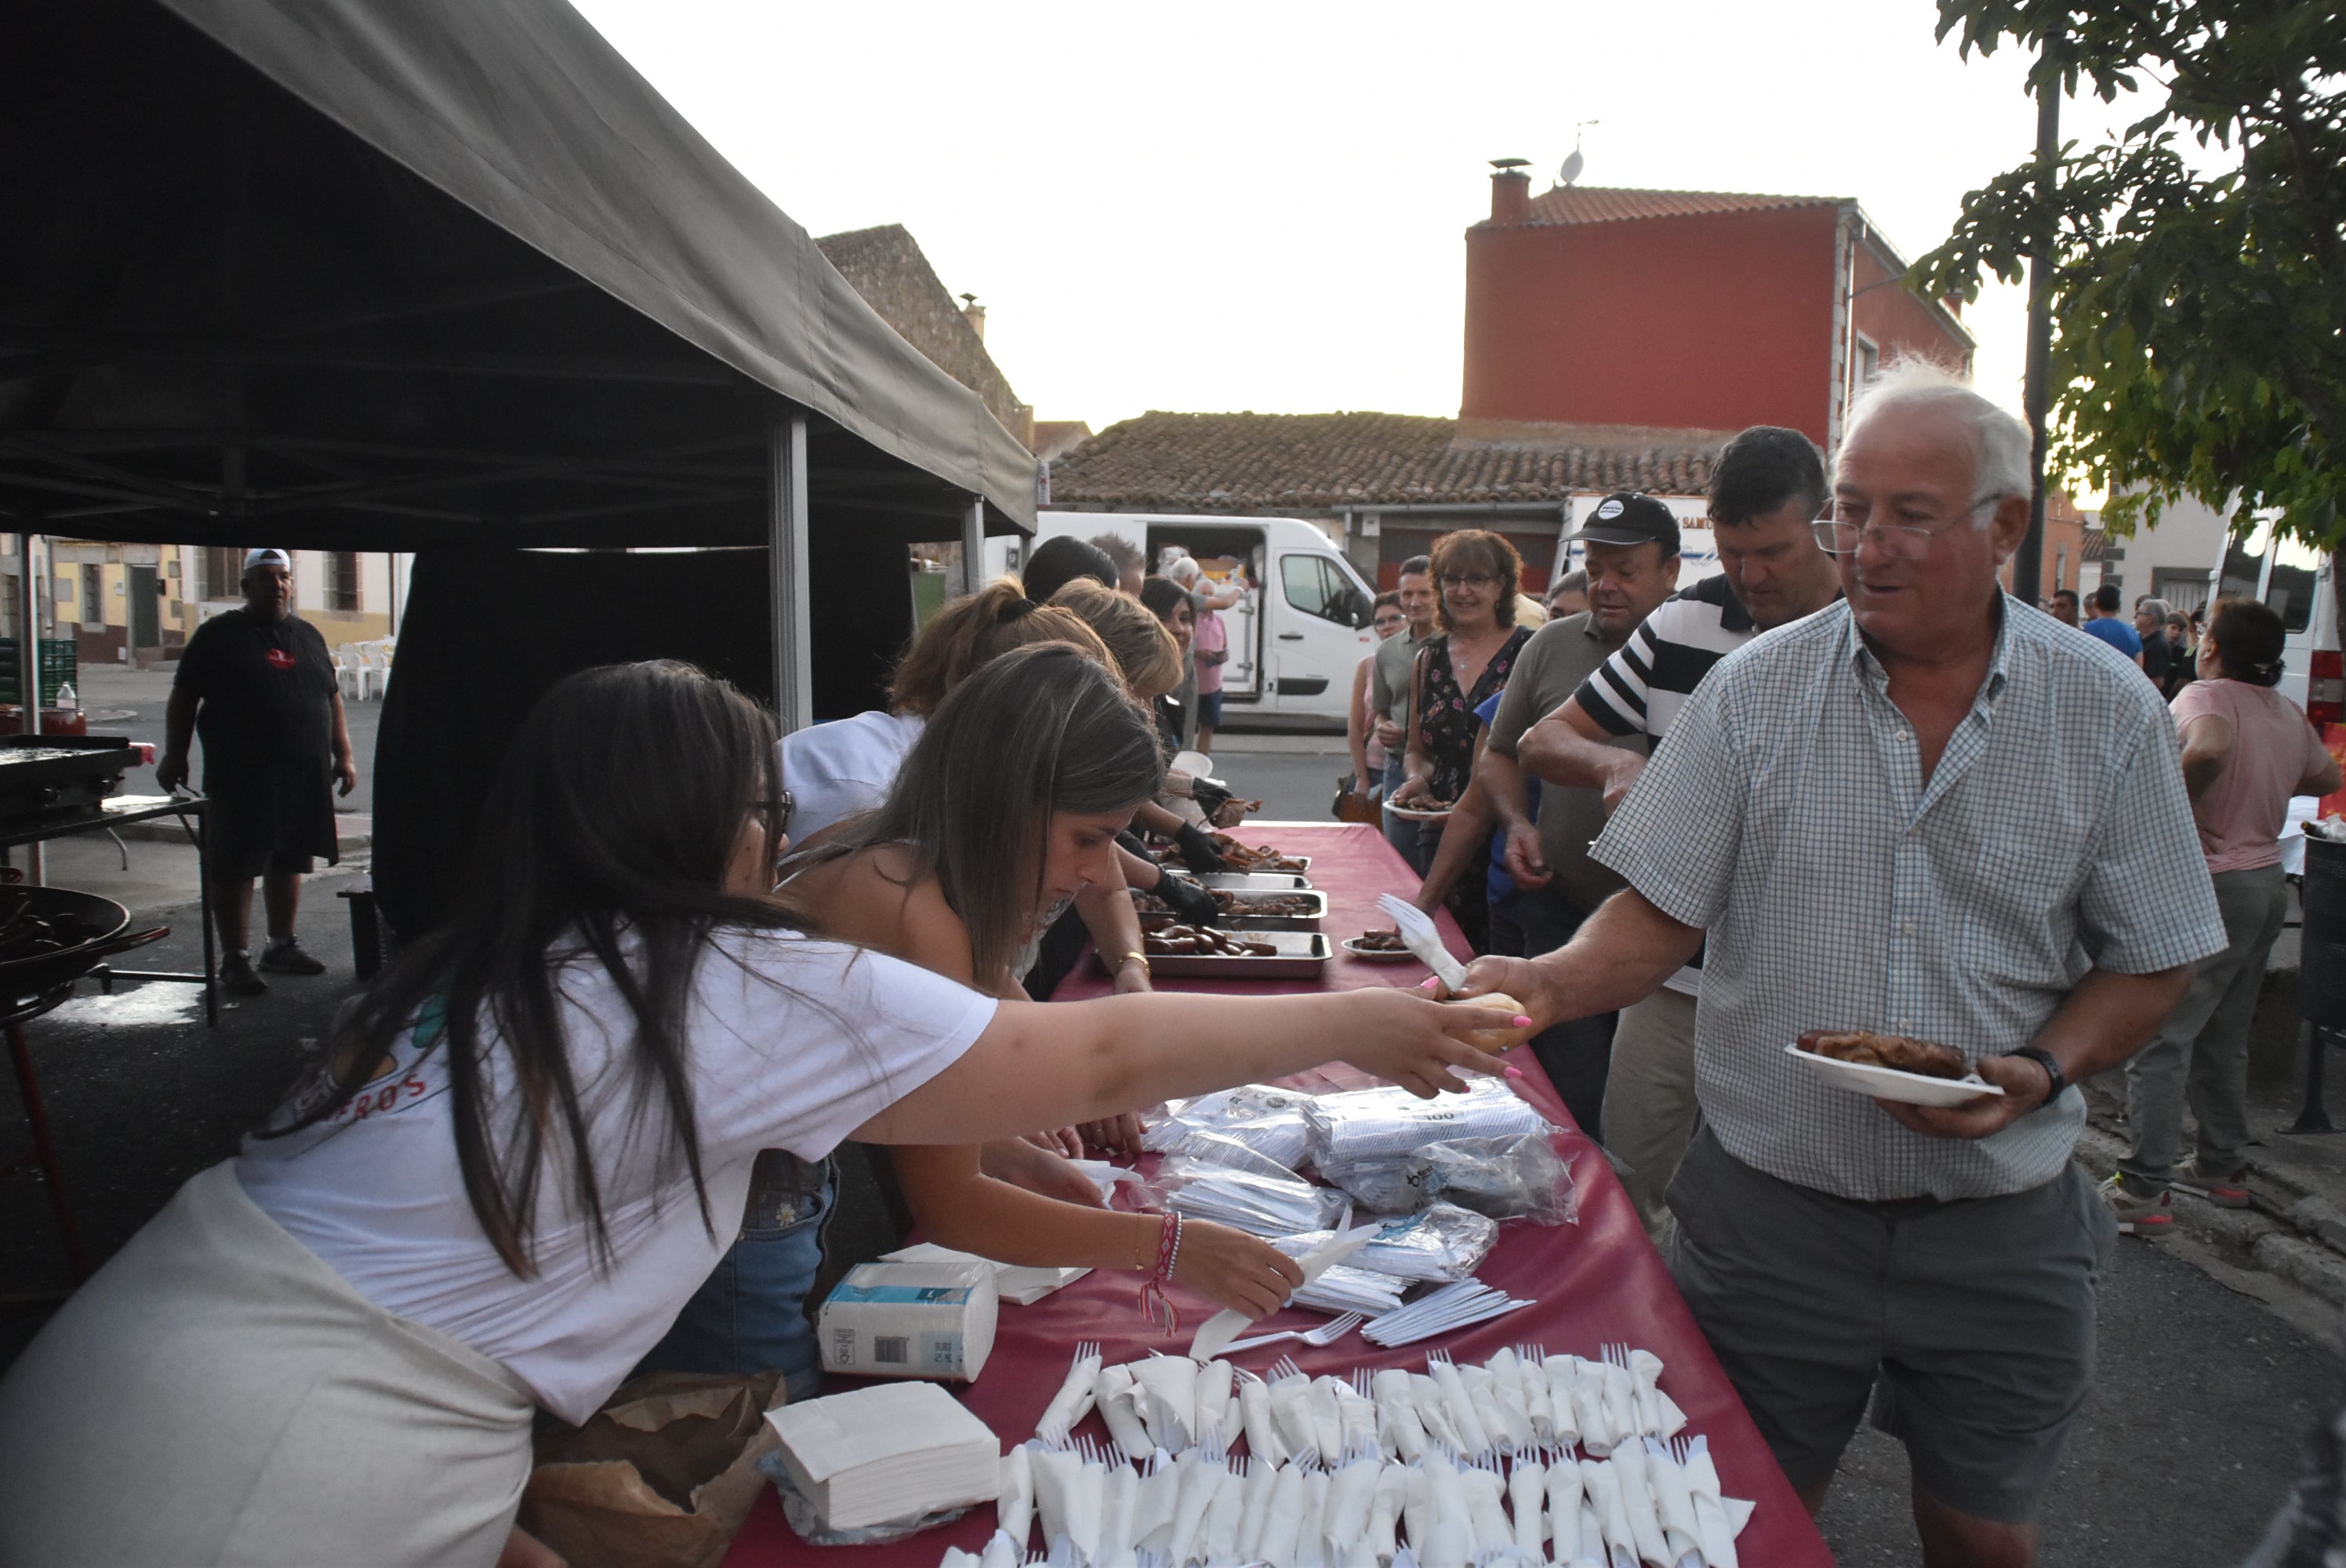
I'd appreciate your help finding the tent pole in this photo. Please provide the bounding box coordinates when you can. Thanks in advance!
[16,532,42,886]
[961,496,986,595]
[768,412,812,732]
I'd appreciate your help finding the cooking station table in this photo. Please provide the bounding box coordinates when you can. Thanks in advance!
[0,793,216,1026]
[724,823,1829,1567]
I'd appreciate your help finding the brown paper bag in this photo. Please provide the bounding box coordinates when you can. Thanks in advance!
[518,1371,783,1568]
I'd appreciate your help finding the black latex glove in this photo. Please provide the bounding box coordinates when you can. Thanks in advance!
[1172,821,1228,874]
[1189,779,1235,818]
[1156,869,1222,925]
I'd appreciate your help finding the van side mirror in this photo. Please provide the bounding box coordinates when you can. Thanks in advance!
[1342,587,1373,629]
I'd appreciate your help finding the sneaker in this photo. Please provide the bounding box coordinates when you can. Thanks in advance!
[257,938,327,977]
[220,951,268,996]
[2184,1163,2253,1210]
[2101,1173,2174,1236]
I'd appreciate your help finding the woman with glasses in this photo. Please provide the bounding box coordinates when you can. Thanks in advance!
[0,659,1498,1568]
[1394,529,1534,950]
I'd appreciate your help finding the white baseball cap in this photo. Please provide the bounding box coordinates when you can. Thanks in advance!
[244,548,292,572]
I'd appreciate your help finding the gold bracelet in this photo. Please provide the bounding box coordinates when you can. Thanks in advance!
[1114,949,1152,975]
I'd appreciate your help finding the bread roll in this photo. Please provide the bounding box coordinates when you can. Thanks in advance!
[1451,992,1531,1054]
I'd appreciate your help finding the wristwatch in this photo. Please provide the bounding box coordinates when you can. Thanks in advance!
[2002,1047,2067,1105]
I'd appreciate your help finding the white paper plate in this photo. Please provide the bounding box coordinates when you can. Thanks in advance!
[1783,1040,2006,1107]
[1382,800,1455,822]
[1340,937,1418,962]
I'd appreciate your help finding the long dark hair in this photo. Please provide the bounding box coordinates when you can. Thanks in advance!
[261,660,800,1277]
[790,643,1164,987]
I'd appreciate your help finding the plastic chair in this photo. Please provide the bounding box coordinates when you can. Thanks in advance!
[358,642,391,698]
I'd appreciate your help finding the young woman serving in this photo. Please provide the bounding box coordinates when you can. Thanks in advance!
[787,644,1306,1319]
[0,660,1499,1568]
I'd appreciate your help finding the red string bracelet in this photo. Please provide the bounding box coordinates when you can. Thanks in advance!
[1138,1212,1183,1334]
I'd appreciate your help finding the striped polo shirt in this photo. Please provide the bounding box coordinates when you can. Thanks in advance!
[1574,573,1756,748]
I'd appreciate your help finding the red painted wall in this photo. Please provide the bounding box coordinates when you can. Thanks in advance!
[1848,235,1971,381]
[1463,205,1846,445]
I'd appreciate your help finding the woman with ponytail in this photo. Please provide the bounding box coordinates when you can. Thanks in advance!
[2109,597,2342,1222]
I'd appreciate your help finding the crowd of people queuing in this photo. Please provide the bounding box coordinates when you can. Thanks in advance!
[1352,362,2338,1564]
[2,358,2337,1568]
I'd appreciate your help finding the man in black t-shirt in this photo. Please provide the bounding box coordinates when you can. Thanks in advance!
[157,550,357,994]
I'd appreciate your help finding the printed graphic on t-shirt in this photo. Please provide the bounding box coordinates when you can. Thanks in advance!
[262,1001,450,1142]
[265,648,296,670]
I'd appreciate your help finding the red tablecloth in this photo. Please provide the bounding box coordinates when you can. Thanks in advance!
[725,823,1829,1567]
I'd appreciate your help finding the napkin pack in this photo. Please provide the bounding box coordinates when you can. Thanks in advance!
[881,1242,1089,1307]
[765,1381,999,1533]
[818,1258,1000,1381]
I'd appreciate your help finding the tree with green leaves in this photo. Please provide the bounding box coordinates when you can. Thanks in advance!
[1912,1,2343,564]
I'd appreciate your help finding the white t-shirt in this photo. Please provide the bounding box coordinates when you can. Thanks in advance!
[779,710,927,841]
[235,927,995,1421]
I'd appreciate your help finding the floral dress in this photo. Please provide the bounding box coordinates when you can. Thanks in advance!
[1414,626,1534,804]
[1412,626,1534,952]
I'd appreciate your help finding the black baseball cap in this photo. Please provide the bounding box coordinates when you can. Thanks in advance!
[1564,491,1680,551]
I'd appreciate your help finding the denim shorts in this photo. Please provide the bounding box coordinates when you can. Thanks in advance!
[633,1153,834,1403]
[1667,1125,2114,1523]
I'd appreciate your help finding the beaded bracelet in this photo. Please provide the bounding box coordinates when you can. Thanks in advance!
[1138,1211,1184,1334]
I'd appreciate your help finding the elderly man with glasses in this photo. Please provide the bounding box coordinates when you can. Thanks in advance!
[1454,365,2224,1566]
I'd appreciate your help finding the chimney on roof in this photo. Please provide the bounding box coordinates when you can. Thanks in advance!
[960,292,986,342]
[1488,158,1531,224]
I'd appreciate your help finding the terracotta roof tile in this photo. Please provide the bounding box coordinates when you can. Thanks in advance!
[1047,411,1721,511]
[1503,186,1843,229]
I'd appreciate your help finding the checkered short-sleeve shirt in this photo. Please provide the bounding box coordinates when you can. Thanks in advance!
[1592,597,2226,1200]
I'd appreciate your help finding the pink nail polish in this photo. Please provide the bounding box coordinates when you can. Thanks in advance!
[1503,1065,1525,1079]
[1512,1015,1534,1028]
[1420,977,1440,991]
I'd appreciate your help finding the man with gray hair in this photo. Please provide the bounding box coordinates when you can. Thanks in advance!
[1454,364,2224,1564]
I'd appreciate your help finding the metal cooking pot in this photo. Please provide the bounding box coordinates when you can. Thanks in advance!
[0,886,169,1004]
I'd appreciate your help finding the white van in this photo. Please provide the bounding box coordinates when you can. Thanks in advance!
[989,513,1377,723]
[2209,523,2341,727]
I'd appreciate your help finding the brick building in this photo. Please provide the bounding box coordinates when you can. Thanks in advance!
[1464,172,1974,452]
[1050,166,1978,589]
[815,224,1034,448]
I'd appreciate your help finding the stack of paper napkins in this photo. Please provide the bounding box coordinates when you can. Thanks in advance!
[818,1258,1000,1380]
[880,1242,1088,1306]
[765,1381,1000,1532]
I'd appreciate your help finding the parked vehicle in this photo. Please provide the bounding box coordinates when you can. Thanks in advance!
[988,514,1376,722]
[2211,522,2341,727]
[1549,493,1720,588]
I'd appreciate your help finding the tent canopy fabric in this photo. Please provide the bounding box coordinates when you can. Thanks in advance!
[0,0,1037,551]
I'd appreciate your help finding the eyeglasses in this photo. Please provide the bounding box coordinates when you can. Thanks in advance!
[1439,572,1499,590]
[751,789,795,838]
[1812,495,1999,560]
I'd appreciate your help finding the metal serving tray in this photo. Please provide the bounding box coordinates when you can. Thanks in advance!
[1187,871,1314,892]
[1137,887,1328,932]
[1134,930,1331,982]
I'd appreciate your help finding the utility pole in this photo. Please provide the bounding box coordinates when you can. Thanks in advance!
[2017,30,2062,606]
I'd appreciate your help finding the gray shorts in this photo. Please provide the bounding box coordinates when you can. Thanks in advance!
[1667,1124,2115,1523]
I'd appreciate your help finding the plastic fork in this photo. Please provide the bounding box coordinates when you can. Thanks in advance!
[1223,1312,1366,1356]
[1375,893,1471,990]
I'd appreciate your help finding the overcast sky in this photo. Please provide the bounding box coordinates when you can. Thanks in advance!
[572,0,2135,439]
